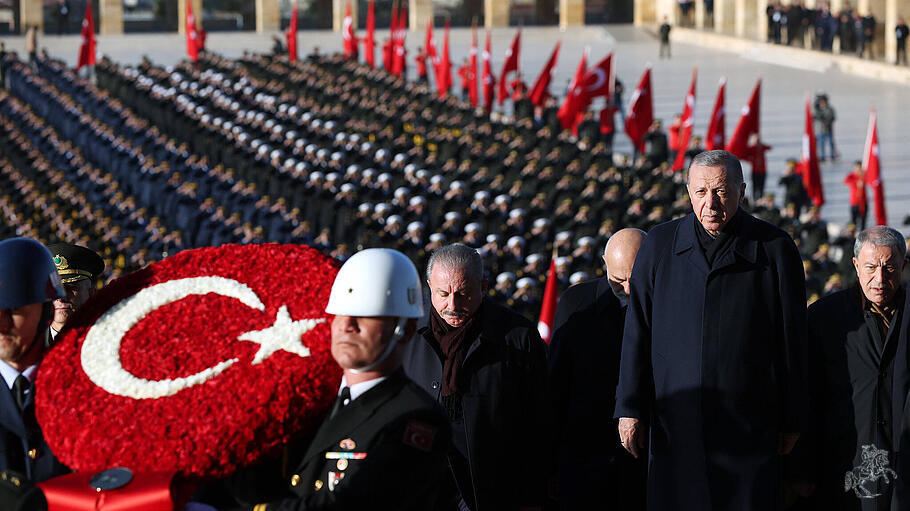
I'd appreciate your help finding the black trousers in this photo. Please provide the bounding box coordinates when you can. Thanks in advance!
[851,205,868,230]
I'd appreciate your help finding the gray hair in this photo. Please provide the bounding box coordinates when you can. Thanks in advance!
[688,150,744,187]
[854,226,907,259]
[426,243,484,283]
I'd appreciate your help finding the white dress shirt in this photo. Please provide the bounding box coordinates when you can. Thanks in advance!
[338,375,387,406]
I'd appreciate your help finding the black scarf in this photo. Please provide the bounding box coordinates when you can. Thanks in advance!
[429,303,483,396]
[695,211,740,267]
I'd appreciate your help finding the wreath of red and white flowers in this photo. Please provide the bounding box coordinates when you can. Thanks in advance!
[36,244,342,478]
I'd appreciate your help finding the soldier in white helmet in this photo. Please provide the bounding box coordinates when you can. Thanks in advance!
[251,249,450,511]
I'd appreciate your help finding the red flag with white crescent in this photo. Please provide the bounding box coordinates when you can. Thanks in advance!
[77,1,95,69]
[498,29,521,105]
[726,79,761,159]
[385,1,398,72]
[425,16,437,61]
[365,0,375,67]
[343,1,358,60]
[436,20,452,97]
[624,67,654,153]
[481,29,496,113]
[537,259,559,344]
[796,95,825,206]
[392,4,407,75]
[863,109,887,225]
[672,68,697,171]
[287,1,298,62]
[529,41,560,108]
[705,78,725,151]
[468,23,479,107]
[556,48,588,131]
[185,1,199,62]
[579,53,613,102]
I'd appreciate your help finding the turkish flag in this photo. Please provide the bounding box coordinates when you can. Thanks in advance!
[796,96,825,206]
[863,109,887,225]
[287,1,298,62]
[185,1,199,62]
[561,52,613,135]
[538,259,559,344]
[468,24,479,107]
[481,30,496,113]
[726,79,761,159]
[529,42,560,108]
[435,21,452,97]
[624,67,653,153]
[671,69,697,171]
[77,1,95,69]
[556,48,588,131]
[425,16,437,83]
[497,29,521,105]
[364,0,375,67]
[385,1,398,72]
[580,53,613,102]
[391,4,407,75]
[425,16,437,60]
[705,78,726,151]
[343,1,358,60]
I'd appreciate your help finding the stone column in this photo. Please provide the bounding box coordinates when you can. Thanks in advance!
[257,0,280,33]
[696,0,707,29]
[735,0,758,38]
[657,0,678,25]
[485,0,509,28]
[560,0,585,29]
[634,0,658,25]
[20,0,43,32]
[178,0,203,34]
[756,0,768,41]
[714,0,736,33]
[860,0,888,59]
[410,0,433,30]
[884,0,910,62]
[99,0,123,35]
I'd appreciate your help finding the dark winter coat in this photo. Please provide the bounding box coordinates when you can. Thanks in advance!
[615,210,808,511]
[548,277,645,510]
[401,298,549,510]
[793,286,910,510]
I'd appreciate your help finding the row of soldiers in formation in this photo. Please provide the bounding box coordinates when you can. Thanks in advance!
[0,45,865,320]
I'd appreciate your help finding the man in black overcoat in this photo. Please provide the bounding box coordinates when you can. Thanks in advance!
[548,228,646,510]
[792,226,910,510]
[401,243,549,511]
[615,150,808,511]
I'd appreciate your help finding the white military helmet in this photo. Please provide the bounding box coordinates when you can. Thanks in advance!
[325,249,423,319]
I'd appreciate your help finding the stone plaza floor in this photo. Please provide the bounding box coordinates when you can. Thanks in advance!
[2,24,909,228]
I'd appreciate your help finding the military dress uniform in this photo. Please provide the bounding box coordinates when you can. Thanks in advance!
[252,369,450,511]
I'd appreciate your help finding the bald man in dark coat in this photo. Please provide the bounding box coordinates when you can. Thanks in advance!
[548,228,646,510]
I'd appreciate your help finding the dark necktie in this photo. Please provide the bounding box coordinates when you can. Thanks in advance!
[329,386,351,420]
[12,375,29,412]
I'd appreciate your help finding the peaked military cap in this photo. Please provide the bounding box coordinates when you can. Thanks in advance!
[46,243,104,284]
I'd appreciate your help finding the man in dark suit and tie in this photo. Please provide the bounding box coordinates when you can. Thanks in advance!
[0,238,69,482]
[251,248,450,511]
